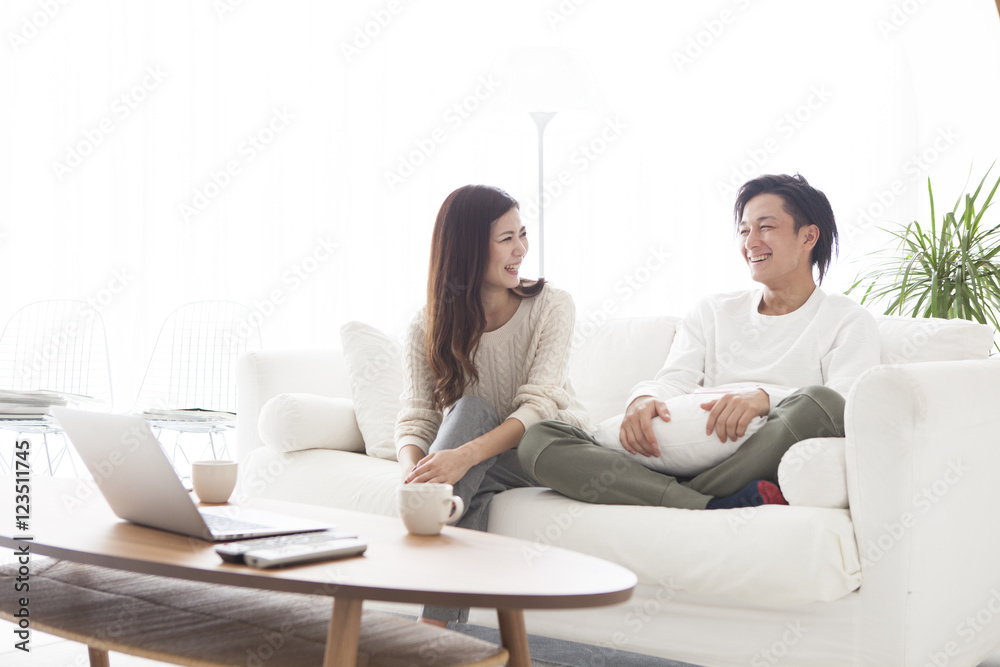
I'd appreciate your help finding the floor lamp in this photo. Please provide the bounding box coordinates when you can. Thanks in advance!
[530,111,557,277]
[493,48,604,278]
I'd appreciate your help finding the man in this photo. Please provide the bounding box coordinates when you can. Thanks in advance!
[518,173,880,509]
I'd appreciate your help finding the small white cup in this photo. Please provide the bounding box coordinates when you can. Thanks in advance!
[397,483,464,536]
[191,460,238,504]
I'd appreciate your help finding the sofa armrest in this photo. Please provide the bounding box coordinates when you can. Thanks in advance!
[847,360,1000,665]
[236,348,352,462]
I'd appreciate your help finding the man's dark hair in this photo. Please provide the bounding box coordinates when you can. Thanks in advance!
[733,173,839,284]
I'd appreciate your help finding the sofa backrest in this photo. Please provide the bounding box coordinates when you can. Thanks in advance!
[568,314,994,423]
[568,315,680,424]
[875,315,994,364]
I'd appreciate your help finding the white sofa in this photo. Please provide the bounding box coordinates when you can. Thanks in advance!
[236,313,1000,667]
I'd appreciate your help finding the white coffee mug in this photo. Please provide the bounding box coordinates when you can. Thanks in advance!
[191,460,238,504]
[397,483,464,536]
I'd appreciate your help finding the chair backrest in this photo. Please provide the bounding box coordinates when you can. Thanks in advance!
[133,301,262,414]
[0,300,114,407]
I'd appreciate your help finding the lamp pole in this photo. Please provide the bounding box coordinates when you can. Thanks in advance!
[530,111,557,278]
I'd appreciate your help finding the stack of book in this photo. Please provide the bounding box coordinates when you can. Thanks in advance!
[141,408,236,422]
[0,390,95,421]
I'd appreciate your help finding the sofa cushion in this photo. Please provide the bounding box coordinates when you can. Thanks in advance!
[569,315,681,424]
[240,447,400,516]
[258,393,365,453]
[340,321,403,461]
[489,487,861,607]
[877,315,994,363]
[777,437,849,509]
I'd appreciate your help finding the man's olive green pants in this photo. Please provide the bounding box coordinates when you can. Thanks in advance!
[517,385,845,509]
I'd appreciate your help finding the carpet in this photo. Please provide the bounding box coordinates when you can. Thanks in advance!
[450,622,699,667]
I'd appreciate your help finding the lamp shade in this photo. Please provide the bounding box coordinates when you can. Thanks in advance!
[491,46,606,114]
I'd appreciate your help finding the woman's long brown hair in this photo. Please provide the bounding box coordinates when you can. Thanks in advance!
[426,185,544,410]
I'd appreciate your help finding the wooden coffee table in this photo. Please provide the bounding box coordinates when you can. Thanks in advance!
[0,478,636,666]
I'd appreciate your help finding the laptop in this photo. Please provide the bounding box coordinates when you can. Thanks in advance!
[53,408,333,542]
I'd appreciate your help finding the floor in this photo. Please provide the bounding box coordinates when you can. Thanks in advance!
[6,626,1000,667]
[1,626,685,667]
[1,630,165,666]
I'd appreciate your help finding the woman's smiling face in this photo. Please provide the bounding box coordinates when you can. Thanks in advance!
[483,207,528,293]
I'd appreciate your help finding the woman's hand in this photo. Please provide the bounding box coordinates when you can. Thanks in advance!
[405,447,476,485]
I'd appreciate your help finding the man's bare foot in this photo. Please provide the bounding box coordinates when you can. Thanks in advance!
[418,617,448,628]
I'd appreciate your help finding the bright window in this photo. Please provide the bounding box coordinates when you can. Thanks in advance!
[1,0,998,408]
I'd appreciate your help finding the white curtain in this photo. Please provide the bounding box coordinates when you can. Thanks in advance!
[1,0,998,409]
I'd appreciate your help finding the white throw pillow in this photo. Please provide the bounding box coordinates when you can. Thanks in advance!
[777,437,848,509]
[593,392,765,476]
[569,315,681,424]
[258,393,365,453]
[339,321,403,461]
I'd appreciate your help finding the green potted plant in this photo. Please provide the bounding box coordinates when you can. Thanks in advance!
[847,163,1000,347]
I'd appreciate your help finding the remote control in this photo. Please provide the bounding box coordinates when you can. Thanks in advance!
[215,529,357,564]
[242,538,368,568]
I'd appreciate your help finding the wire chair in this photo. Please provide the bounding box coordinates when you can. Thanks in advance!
[0,300,114,476]
[132,301,261,470]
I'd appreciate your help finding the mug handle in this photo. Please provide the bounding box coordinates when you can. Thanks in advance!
[444,496,464,524]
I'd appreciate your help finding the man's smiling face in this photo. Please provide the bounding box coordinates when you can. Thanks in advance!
[738,193,818,288]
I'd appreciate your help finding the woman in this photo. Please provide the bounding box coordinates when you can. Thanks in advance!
[395,184,590,625]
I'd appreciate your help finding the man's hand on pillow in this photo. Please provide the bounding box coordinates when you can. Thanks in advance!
[620,395,671,457]
[701,389,769,443]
